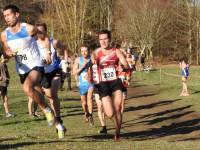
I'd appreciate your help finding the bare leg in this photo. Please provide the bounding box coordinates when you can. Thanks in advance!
[23,70,48,110]
[80,94,88,121]
[2,94,9,114]
[28,97,34,115]
[112,90,123,137]
[95,94,105,127]
[87,86,93,114]
[43,76,61,118]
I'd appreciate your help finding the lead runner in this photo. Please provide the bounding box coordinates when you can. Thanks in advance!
[92,30,129,141]
[1,5,65,138]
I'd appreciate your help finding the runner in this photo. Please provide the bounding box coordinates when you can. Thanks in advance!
[179,57,189,96]
[60,55,72,91]
[0,53,14,117]
[73,45,94,126]
[90,62,107,133]
[35,22,67,133]
[92,30,129,141]
[0,5,64,138]
[28,97,39,118]
[118,63,130,113]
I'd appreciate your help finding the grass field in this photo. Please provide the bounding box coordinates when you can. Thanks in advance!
[1,61,200,150]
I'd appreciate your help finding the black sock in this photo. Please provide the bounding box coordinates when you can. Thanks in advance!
[56,117,63,124]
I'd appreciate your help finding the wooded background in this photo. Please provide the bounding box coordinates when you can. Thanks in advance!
[1,0,200,64]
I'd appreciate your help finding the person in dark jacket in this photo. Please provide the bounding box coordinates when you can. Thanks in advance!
[0,52,14,117]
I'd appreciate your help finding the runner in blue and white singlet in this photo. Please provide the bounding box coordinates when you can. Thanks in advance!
[35,22,68,134]
[73,45,94,126]
[1,5,61,139]
[6,23,43,74]
[78,56,92,95]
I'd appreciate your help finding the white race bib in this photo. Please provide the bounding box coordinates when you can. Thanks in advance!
[92,65,99,84]
[81,72,88,82]
[15,50,32,67]
[101,67,117,81]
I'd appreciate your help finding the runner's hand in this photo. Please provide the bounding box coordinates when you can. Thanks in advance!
[82,60,89,68]
[45,53,52,65]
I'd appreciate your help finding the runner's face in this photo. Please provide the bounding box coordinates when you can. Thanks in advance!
[99,34,110,49]
[3,9,19,27]
[36,26,46,40]
[80,47,88,58]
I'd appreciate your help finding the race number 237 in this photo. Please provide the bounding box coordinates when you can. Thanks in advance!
[101,68,117,81]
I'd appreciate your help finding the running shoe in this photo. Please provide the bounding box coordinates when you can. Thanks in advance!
[88,115,94,126]
[56,125,67,139]
[6,113,14,118]
[114,134,120,142]
[44,111,55,126]
[98,127,107,134]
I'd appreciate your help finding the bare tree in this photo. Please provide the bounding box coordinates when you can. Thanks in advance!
[115,0,172,60]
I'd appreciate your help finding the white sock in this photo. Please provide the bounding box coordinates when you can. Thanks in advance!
[56,123,64,131]
[44,107,51,113]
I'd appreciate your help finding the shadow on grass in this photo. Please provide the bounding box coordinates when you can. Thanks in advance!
[138,105,192,120]
[62,112,84,118]
[126,93,157,100]
[71,134,114,141]
[63,97,80,101]
[0,137,16,143]
[128,111,194,126]
[0,140,65,149]
[120,118,200,141]
[0,118,45,126]
[124,99,181,113]
[170,137,200,142]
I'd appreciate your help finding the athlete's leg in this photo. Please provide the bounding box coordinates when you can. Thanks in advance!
[2,93,9,114]
[95,94,105,127]
[43,76,61,119]
[112,90,123,138]
[22,70,48,110]
[87,86,93,114]
[101,96,114,119]
[182,77,189,96]
[80,94,89,121]
[28,97,34,116]
[121,91,126,113]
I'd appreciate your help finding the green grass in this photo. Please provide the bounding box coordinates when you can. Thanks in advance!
[1,62,200,149]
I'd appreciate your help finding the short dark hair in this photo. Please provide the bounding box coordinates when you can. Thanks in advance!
[3,5,20,13]
[35,22,47,32]
[98,29,111,40]
[179,56,188,64]
[80,43,89,50]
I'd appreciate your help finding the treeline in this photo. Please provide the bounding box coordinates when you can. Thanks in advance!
[1,0,200,64]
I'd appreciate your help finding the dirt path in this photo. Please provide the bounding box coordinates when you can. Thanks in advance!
[122,84,200,142]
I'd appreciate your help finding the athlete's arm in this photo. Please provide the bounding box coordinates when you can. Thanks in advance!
[73,58,80,75]
[0,31,14,59]
[73,57,89,75]
[116,49,129,69]
[53,39,68,60]
[26,23,52,64]
[91,48,100,64]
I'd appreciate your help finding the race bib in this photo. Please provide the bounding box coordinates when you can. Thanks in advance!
[101,67,117,81]
[92,65,99,84]
[81,72,88,82]
[15,50,32,67]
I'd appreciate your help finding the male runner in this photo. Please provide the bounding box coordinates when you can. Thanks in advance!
[73,45,94,126]
[92,30,129,141]
[1,5,63,138]
[35,22,67,137]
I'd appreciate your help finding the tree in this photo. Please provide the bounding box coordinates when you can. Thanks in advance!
[115,0,172,60]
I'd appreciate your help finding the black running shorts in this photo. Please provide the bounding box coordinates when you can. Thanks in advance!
[98,78,122,99]
[41,68,62,89]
